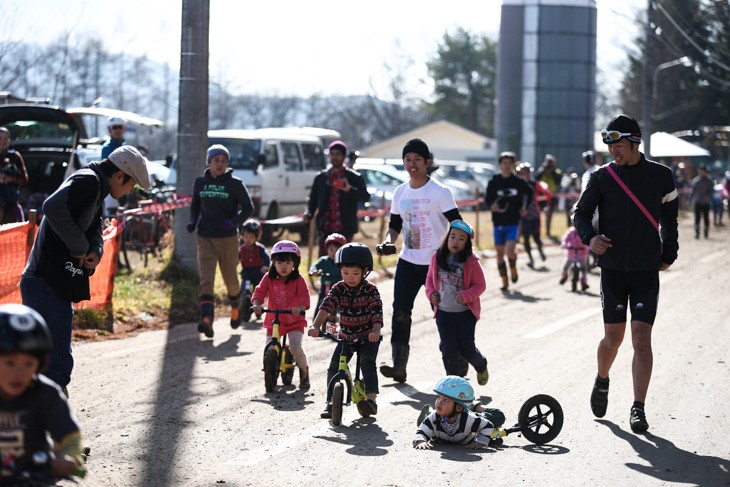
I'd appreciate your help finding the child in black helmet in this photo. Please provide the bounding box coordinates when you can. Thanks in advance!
[0,304,84,479]
[309,242,383,418]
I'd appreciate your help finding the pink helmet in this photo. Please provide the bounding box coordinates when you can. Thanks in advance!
[271,240,301,257]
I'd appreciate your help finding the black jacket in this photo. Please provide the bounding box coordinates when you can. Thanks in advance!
[306,167,369,236]
[574,154,679,272]
[189,168,254,238]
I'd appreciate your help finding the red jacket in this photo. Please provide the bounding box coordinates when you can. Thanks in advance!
[252,273,310,335]
[425,253,486,320]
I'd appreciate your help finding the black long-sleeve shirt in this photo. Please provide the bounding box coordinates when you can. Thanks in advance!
[574,154,679,272]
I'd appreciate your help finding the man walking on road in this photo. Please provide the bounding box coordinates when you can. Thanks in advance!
[574,114,679,433]
[484,152,533,290]
[690,164,713,239]
[304,140,370,256]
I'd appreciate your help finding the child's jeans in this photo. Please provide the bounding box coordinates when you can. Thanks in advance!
[327,339,380,395]
[266,330,308,369]
[435,309,487,376]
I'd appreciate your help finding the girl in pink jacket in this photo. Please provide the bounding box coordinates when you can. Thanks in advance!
[425,221,489,386]
[559,224,590,291]
[252,240,311,388]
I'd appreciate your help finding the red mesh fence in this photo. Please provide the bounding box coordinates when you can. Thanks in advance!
[0,219,120,310]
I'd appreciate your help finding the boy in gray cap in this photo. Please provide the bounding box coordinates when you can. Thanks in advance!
[20,146,150,393]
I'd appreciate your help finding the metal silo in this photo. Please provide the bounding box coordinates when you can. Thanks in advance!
[496,0,597,169]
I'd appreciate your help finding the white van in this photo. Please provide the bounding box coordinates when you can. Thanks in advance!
[208,128,334,241]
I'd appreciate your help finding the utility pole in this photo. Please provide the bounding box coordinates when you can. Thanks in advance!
[175,0,209,270]
[641,0,655,158]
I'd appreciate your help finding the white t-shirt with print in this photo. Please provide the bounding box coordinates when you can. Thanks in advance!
[391,178,458,266]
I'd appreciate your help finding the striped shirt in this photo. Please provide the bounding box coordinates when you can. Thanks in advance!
[414,410,495,447]
[320,280,383,340]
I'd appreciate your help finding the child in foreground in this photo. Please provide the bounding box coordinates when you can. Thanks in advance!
[309,242,383,418]
[414,376,505,450]
[252,240,311,388]
[426,220,489,384]
[0,304,84,478]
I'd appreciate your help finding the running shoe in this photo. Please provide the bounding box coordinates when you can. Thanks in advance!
[230,307,241,329]
[590,375,609,418]
[630,406,649,432]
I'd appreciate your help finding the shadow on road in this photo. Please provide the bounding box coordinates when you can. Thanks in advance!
[138,320,248,486]
[598,419,730,484]
[313,417,392,456]
[250,387,316,412]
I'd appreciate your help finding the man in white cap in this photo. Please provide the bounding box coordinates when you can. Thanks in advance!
[101,116,127,159]
[20,146,150,393]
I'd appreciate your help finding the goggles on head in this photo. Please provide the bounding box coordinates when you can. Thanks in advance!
[602,129,641,144]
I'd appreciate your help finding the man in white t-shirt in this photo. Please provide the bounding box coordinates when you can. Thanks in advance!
[377,138,461,383]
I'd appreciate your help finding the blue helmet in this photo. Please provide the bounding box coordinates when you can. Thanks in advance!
[434,376,474,411]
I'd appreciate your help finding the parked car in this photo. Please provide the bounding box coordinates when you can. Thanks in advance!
[0,104,165,219]
[352,162,409,211]
[163,128,338,242]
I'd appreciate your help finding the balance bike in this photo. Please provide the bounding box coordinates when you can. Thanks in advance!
[319,331,373,426]
[260,309,297,392]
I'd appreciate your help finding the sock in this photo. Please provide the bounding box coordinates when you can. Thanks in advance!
[632,401,645,410]
[596,374,609,386]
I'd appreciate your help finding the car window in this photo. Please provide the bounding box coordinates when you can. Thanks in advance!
[5,120,75,143]
[301,143,325,171]
[281,142,302,172]
[264,143,278,169]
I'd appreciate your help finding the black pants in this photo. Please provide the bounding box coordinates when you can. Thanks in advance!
[694,203,710,237]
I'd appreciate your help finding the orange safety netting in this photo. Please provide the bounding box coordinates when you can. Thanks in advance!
[0,221,120,311]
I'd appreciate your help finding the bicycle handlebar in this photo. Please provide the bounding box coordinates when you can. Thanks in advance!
[319,331,367,345]
[254,308,293,315]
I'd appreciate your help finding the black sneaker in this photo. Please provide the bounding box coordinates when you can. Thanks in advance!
[357,398,378,417]
[197,316,214,338]
[630,406,649,432]
[320,405,332,419]
[590,376,609,418]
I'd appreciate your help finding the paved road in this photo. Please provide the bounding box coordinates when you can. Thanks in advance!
[65,218,730,486]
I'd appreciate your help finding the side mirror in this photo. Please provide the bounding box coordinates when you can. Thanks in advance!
[255,154,266,174]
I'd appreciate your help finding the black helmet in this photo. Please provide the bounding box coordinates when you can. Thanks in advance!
[0,304,52,371]
[582,150,595,164]
[335,242,373,277]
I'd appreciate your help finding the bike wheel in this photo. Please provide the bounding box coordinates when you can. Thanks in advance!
[281,346,295,385]
[331,382,344,426]
[518,394,564,445]
[264,347,279,393]
[240,295,252,322]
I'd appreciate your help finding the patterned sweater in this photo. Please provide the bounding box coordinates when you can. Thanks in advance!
[320,280,383,340]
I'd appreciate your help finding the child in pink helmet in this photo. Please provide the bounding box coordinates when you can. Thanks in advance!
[252,240,311,388]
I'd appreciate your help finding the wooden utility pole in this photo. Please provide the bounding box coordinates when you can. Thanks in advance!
[641,0,655,158]
[175,0,209,270]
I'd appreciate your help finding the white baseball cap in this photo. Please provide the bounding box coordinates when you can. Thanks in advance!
[107,116,126,128]
[108,146,151,189]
